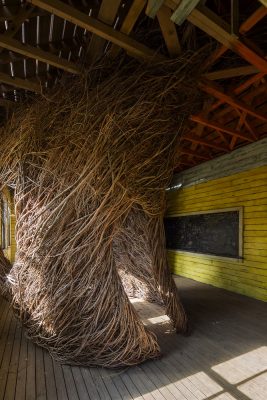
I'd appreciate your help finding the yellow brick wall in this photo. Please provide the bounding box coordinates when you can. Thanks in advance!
[166,165,267,302]
[0,187,16,263]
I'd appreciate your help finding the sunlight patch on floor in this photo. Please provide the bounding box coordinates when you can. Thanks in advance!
[212,346,267,384]
[238,371,267,400]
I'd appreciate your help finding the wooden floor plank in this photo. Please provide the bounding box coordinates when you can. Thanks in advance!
[26,338,36,400]
[36,346,46,400]
[80,366,101,400]
[53,360,69,400]
[62,364,80,400]
[71,366,90,400]
[0,316,17,400]
[5,321,22,400]
[0,277,267,400]
[44,349,57,399]
[15,331,28,400]
[110,371,134,400]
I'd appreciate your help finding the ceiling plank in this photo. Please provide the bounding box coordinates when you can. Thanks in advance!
[109,0,146,59]
[200,79,267,122]
[190,115,255,142]
[27,0,161,61]
[0,72,41,93]
[204,65,259,80]
[0,35,80,75]
[86,0,121,63]
[157,5,181,56]
[183,132,229,151]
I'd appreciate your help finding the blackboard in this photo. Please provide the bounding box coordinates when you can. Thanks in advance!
[164,210,241,258]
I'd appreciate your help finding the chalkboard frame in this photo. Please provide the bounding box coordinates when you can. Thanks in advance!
[166,207,243,260]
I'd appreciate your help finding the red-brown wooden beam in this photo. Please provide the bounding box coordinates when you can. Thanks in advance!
[198,5,267,72]
[183,132,229,152]
[199,79,267,122]
[239,6,267,35]
[178,147,211,160]
[190,115,255,142]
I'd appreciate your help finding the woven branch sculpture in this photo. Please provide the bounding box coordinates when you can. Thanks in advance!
[0,57,201,367]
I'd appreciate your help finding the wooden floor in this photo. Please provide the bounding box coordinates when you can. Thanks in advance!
[0,277,266,400]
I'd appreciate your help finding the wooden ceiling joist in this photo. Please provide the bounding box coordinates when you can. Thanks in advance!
[204,65,259,81]
[179,147,211,160]
[109,0,146,59]
[27,0,161,61]
[239,5,267,34]
[0,35,80,75]
[157,5,181,57]
[187,6,267,73]
[86,0,121,63]
[202,5,267,72]
[0,4,35,57]
[171,0,201,25]
[200,79,267,122]
[0,98,15,109]
[190,115,255,142]
[146,0,165,18]
[0,72,41,93]
[183,132,229,152]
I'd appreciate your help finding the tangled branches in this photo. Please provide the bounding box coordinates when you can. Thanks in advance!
[0,56,201,367]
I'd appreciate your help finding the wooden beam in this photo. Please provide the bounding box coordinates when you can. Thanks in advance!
[200,79,267,122]
[183,132,229,151]
[0,72,41,93]
[179,147,211,160]
[86,0,121,63]
[157,5,181,56]
[171,0,201,25]
[0,98,15,109]
[0,35,80,75]
[146,0,165,18]
[190,115,255,142]
[239,5,267,35]
[187,6,267,73]
[27,0,161,61]
[109,0,146,59]
[204,65,259,80]
[201,5,267,71]
[0,4,35,55]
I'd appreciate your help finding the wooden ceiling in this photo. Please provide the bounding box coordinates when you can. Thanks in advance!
[0,0,266,171]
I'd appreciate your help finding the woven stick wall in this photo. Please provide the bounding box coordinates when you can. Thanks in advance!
[0,57,200,367]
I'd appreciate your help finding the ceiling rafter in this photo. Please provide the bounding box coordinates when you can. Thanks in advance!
[199,79,267,122]
[157,4,181,57]
[26,0,163,61]
[86,0,121,63]
[186,6,267,73]
[190,115,255,142]
[204,66,259,81]
[109,0,146,59]
[0,35,81,75]
[0,72,41,93]
[183,132,230,152]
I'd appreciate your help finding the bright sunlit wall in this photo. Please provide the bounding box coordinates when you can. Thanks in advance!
[166,165,267,302]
